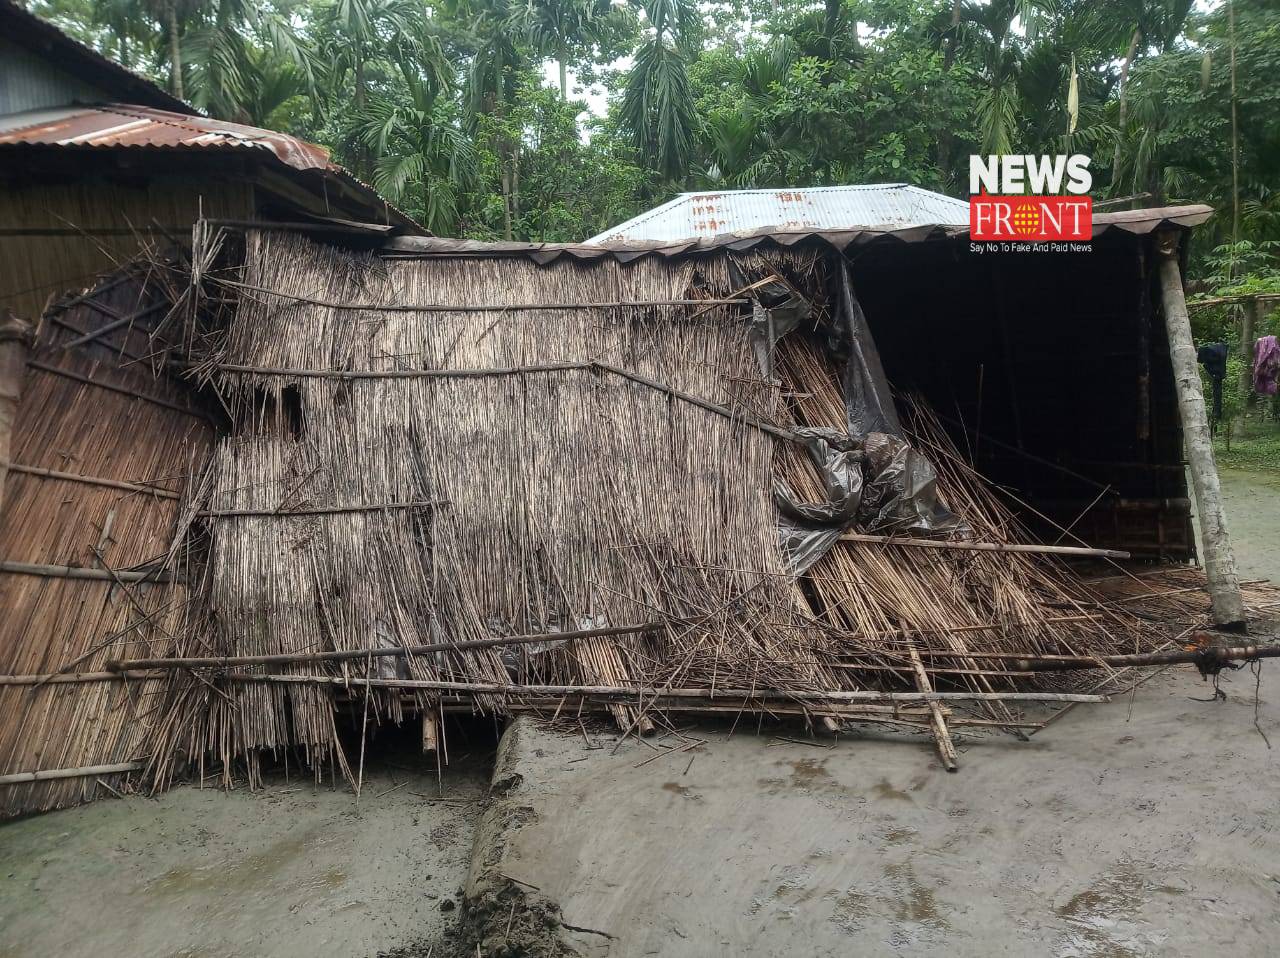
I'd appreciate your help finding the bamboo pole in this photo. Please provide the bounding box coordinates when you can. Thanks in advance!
[106,620,669,671]
[21,643,1280,687]
[220,674,1108,703]
[0,315,32,515]
[0,560,176,584]
[909,646,958,771]
[927,642,1280,673]
[0,762,143,786]
[26,360,208,420]
[1187,292,1280,311]
[207,361,799,442]
[0,670,164,685]
[837,533,1128,560]
[60,300,169,350]
[218,278,750,313]
[1239,298,1258,423]
[198,500,442,518]
[1,461,181,499]
[1155,231,1246,629]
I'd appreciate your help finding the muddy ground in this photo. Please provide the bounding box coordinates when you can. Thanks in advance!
[0,742,491,958]
[1218,466,1280,583]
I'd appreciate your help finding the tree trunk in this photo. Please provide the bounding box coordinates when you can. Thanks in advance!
[500,164,513,241]
[511,140,520,229]
[933,0,963,185]
[558,46,569,101]
[354,57,370,179]
[1156,232,1246,630]
[943,0,962,71]
[167,1,184,100]
[1229,0,1240,246]
[1110,26,1142,190]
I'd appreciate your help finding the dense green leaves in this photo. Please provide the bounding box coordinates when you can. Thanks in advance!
[21,0,1280,276]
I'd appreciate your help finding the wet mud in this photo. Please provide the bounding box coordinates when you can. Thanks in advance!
[0,757,489,957]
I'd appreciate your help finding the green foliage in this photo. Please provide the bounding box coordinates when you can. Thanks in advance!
[18,0,1280,256]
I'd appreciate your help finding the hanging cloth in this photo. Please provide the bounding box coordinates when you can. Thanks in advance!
[1254,335,1280,396]
[1197,342,1228,426]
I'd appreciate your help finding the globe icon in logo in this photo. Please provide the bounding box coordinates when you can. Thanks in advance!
[1012,205,1040,236]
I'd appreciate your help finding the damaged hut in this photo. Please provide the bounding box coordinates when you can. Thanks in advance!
[0,193,1271,817]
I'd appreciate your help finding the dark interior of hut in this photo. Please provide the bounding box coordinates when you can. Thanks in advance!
[845,232,1194,562]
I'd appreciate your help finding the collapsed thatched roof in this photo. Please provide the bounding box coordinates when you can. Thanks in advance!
[130,226,1178,786]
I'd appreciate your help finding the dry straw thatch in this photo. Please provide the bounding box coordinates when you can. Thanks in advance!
[128,226,1190,784]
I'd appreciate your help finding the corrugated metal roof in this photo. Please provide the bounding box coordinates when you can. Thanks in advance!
[0,103,423,232]
[586,185,972,244]
[0,104,334,170]
[384,205,1215,263]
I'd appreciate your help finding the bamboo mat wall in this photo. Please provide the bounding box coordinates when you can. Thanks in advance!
[0,274,213,816]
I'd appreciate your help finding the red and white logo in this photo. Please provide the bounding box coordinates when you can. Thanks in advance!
[969,155,1093,242]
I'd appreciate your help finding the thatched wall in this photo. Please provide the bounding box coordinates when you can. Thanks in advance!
[0,274,213,816]
[147,229,825,780]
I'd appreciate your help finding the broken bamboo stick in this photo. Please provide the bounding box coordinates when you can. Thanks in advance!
[837,533,1128,560]
[908,646,958,771]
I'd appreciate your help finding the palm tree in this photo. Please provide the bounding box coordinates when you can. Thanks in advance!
[619,0,698,182]
[443,0,528,237]
[184,4,316,121]
[1096,0,1194,189]
[362,56,477,234]
[318,0,450,177]
[955,0,1026,157]
[518,0,614,100]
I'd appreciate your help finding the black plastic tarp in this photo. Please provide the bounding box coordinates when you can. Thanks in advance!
[757,261,967,573]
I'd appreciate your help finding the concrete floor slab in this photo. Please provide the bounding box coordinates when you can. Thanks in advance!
[474,668,1280,957]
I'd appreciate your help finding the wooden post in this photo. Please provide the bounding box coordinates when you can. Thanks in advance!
[1238,296,1257,422]
[1155,231,1246,630]
[0,314,33,516]
[422,711,440,756]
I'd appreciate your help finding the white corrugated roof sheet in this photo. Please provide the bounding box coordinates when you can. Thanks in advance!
[586,184,971,245]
